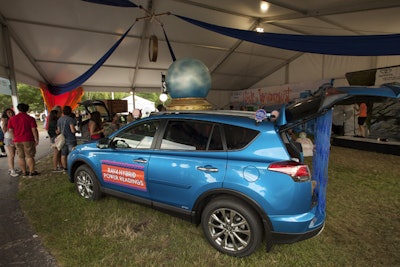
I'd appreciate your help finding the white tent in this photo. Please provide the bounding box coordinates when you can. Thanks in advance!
[1,1,400,109]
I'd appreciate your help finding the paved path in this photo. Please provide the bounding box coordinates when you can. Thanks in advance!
[0,131,58,267]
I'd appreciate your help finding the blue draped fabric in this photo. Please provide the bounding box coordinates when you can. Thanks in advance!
[48,23,135,95]
[162,26,176,62]
[82,0,138,8]
[174,14,400,56]
[312,109,333,216]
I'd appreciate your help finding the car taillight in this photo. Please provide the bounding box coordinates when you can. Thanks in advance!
[268,161,311,182]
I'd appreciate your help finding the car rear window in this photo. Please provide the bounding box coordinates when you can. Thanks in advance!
[223,124,258,150]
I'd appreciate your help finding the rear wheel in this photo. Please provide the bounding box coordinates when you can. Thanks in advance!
[201,197,263,257]
[74,165,102,200]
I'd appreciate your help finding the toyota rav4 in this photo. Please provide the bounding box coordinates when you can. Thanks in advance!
[67,83,399,256]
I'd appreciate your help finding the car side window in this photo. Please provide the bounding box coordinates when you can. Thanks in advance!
[223,124,258,150]
[112,120,159,149]
[161,120,222,151]
[208,124,223,151]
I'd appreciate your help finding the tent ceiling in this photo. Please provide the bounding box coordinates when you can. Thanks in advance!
[0,0,399,94]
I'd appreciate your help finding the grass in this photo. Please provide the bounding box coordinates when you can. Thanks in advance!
[18,146,400,267]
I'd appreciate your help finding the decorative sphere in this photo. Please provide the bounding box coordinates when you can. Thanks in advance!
[166,58,211,98]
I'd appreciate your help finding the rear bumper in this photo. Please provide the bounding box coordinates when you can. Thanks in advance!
[267,205,325,244]
[271,223,325,244]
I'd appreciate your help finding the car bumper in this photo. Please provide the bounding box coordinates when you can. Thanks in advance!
[271,223,324,244]
[268,206,325,243]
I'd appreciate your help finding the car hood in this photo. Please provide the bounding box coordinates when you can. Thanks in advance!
[277,82,400,128]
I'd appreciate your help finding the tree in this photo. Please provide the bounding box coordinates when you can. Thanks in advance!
[0,94,12,111]
[81,92,130,101]
[17,83,46,112]
[0,83,45,113]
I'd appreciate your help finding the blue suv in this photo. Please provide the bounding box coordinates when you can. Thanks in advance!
[67,84,399,256]
[67,108,322,257]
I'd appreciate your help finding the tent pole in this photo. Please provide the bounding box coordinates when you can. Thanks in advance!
[2,24,18,111]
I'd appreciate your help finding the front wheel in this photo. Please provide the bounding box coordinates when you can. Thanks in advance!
[201,197,263,257]
[74,165,102,201]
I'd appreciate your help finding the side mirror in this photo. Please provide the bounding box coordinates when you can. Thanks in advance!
[97,138,110,149]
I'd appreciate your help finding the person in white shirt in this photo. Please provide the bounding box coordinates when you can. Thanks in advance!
[296,132,314,157]
[1,108,21,176]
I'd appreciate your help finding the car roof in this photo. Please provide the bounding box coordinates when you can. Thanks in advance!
[152,110,255,117]
[148,110,275,131]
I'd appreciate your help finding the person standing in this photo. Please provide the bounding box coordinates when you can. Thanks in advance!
[47,109,62,172]
[357,102,368,137]
[296,132,315,157]
[74,109,82,126]
[157,104,166,112]
[0,127,6,157]
[1,108,21,176]
[57,106,77,171]
[126,112,134,123]
[88,111,104,140]
[133,109,142,120]
[7,103,39,177]
[44,105,61,131]
[103,113,120,137]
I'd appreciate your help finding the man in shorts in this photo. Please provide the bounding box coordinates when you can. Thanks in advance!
[7,103,39,177]
[57,106,77,171]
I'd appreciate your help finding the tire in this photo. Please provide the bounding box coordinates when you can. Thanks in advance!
[201,197,263,257]
[74,165,102,201]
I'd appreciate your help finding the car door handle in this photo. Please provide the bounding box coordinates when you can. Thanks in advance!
[197,166,218,172]
[134,158,147,164]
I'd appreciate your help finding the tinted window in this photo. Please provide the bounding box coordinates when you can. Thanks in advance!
[112,120,159,149]
[161,120,222,151]
[223,124,258,150]
[208,125,223,151]
[281,129,303,160]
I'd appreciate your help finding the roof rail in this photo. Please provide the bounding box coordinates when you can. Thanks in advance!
[151,110,256,118]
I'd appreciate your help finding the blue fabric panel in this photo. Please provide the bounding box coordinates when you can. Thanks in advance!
[174,14,400,56]
[48,23,135,95]
[312,109,333,216]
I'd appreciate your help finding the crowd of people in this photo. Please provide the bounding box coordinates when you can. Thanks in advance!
[0,104,140,178]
